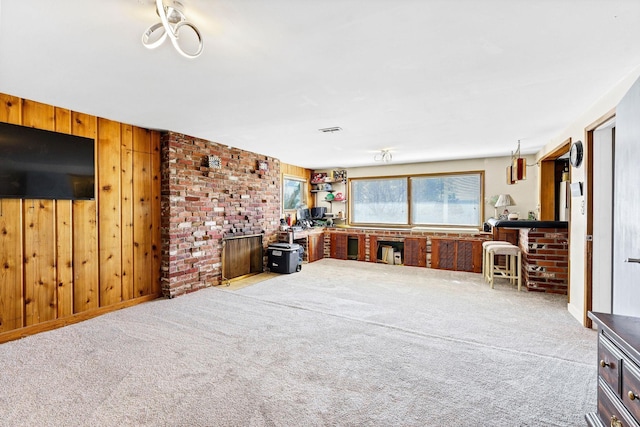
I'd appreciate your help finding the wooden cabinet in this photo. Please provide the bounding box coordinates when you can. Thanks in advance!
[330,233,365,261]
[492,227,519,245]
[587,312,640,427]
[279,229,325,263]
[330,233,348,259]
[307,232,325,263]
[431,238,482,273]
[404,237,427,267]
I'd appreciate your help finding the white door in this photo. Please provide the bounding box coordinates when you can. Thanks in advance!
[591,119,614,313]
[612,77,640,316]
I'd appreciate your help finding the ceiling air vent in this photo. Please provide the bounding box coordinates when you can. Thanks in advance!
[318,127,342,133]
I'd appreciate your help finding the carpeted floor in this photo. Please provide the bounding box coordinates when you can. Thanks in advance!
[0,259,597,426]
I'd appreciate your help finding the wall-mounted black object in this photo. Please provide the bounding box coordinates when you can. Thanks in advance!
[0,122,95,200]
[569,140,583,168]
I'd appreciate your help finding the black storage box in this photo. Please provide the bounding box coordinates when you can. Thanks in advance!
[268,243,303,274]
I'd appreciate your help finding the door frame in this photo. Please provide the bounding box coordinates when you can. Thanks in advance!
[539,140,571,221]
[583,108,616,327]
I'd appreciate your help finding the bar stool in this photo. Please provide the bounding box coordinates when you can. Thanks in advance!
[487,244,522,291]
[482,241,513,282]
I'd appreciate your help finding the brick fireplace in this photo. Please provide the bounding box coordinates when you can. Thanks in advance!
[160,132,281,298]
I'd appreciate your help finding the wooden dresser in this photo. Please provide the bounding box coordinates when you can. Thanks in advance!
[587,312,640,427]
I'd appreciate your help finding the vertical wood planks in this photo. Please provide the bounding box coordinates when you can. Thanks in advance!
[22,100,56,325]
[0,92,161,339]
[73,201,98,313]
[71,112,98,310]
[0,200,23,331]
[55,202,73,318]
[121,125,134,301]
[22,100,55,130]
[23,200,57,325]
[0,93,21,123]
[98,118,123,306]
[0,96,25,330]
[71,112,97,139]
[132,127,152,297]
[54,108,71,133]
[55,107,74,318]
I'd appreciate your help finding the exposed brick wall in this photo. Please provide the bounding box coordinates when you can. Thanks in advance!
[160,132,281,298]
[519,228,569,294]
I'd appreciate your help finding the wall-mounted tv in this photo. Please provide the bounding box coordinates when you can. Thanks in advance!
[0,122,95,200]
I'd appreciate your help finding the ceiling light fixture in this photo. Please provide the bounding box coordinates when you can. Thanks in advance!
[374,149,393,163]
[142,0,203,59]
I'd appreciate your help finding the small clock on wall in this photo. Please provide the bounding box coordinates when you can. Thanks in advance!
[207,155,222,169]
[569,140,583,168]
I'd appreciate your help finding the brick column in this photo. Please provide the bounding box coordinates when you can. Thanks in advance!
[160,132,281,298]
[519,228,569,294]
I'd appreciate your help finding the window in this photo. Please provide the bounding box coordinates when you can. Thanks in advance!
[350,172,483,227]
[282,176,307,211]
[351,178,407,224]
[410,174,481,226]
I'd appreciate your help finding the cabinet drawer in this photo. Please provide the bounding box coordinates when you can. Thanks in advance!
[600,334,624,394]
[598,378,639,427]
[622,361,640,422]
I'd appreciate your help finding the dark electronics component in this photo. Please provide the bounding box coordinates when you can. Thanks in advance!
[0,122,95,200]
[297,208,311,220]
[311,206,326,219]
[296,208,314,228]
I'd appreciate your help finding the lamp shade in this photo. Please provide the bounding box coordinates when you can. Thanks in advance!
[495,194,514,208]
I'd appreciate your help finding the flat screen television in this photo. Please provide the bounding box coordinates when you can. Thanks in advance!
[0,122,95,200]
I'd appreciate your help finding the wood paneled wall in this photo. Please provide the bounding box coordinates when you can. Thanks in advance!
[0,93,161,342]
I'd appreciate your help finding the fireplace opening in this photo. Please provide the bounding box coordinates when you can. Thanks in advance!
[222,234,263,284]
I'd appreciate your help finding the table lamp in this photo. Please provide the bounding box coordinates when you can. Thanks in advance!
[495,194,514,219]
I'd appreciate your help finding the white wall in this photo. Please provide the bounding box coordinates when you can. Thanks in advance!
[536,65,640,326]
[344,154,538,224]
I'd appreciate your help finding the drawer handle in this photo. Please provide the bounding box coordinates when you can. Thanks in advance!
[600,360,610,368]
[610,415,623,427]
[630,390,638,401]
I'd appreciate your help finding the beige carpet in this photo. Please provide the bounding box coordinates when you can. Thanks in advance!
[0,259,597,426]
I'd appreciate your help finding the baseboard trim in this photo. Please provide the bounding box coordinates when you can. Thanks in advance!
[0,294,161,344]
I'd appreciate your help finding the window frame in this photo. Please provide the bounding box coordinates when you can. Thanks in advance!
[282,174,308,212]
[349,171,485,229]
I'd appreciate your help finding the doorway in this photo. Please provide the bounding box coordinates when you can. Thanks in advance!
[539,140,571,221]
[589,119,615,315]
[584,112,616,327]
